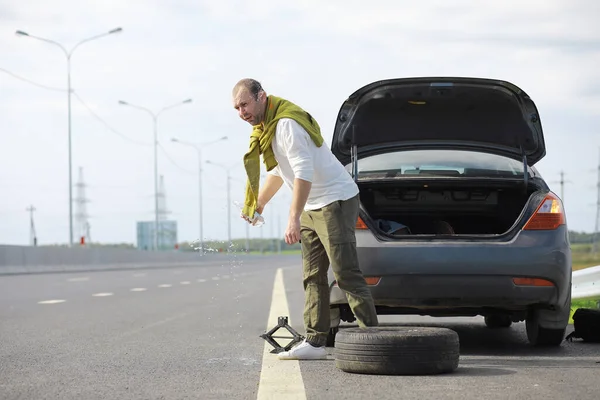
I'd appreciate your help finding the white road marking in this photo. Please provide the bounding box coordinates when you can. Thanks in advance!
[180,281,191,285]
[212,277,220,281]
[92,293,114,297]
[158,284,172,288]
[131,288,147,292]
[67,277,89,282]
[197,279,206,283]
[38,300,66,304]
[221,275,230,279]
[256,268,307,400]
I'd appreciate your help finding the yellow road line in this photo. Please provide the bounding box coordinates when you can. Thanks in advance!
[256,268,307,400]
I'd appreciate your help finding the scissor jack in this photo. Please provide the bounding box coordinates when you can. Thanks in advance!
[260,316,305,354]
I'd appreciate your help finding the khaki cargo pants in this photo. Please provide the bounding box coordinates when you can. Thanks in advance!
[300,194,379,346]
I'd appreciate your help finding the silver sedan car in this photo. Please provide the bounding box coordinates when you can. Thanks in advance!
[327,77,572,347]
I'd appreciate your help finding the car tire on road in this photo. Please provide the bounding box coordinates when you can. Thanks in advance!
[526,319,566,346]
[525,287,570,346]
[334,327,460,375]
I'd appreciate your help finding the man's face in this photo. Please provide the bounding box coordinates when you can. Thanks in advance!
[233,87,265,126]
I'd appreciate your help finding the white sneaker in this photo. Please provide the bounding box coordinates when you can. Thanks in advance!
[277,340,327,360]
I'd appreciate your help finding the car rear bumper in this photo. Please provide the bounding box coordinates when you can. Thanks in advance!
[331,275,557,309]
[329,226,572,312]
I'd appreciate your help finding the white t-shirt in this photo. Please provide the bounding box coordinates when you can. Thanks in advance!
[267,118,359,210]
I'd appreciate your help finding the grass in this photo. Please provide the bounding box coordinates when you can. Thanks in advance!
[571,244,600,271]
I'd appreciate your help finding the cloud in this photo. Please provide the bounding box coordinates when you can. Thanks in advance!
[288,0,599,43]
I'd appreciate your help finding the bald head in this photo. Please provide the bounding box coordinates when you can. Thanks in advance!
[232,78,264,100]
[232,78,268,126]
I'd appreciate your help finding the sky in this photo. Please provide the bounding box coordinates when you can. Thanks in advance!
[1,0,599,246]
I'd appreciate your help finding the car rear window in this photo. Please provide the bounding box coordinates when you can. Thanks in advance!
[346,149,532,178]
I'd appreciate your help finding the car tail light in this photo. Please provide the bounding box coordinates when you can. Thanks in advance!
[333,276,380,286]
[364,277,381,285]
[523,192,565,230]
[512,277,555,287]
[356,216,368,230]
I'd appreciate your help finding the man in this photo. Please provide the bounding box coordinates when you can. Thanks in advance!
[232,78,378,360]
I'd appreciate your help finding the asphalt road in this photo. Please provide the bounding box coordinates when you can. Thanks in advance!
[1,253,599,400]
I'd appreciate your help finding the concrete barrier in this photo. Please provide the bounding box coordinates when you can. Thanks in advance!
[0,244,243,275]
[572,265,600,302]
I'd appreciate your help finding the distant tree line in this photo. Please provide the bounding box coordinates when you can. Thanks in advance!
[569,231,597,244]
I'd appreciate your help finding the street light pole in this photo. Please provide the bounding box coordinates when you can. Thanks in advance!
[119,98,192,251]
[206,160,239,250]
[26,205,37,246]
[227,169,231,249]
[198,148,204,250]
[16,27,123,247]
[171,136,228,253]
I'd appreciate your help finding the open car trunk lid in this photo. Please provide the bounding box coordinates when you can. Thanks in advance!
[331,77,546,168]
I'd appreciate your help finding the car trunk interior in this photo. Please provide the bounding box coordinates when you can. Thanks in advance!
[358,180,544,236]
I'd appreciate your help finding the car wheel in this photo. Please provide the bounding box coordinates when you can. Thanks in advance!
[526,318,566,346]
[525,286,571,347]
[484,314,512,329]
[334,327,460,375]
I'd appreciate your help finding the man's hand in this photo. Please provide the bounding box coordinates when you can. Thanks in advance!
[240,204,263,225]
[240,213,252,224]
[285,216,301,244]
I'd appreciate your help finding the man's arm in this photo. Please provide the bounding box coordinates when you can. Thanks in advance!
[278,119,315,244]
[256,173,284,214]
[289,178,311,221]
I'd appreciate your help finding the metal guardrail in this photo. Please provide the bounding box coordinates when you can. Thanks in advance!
[572,265,600,303]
